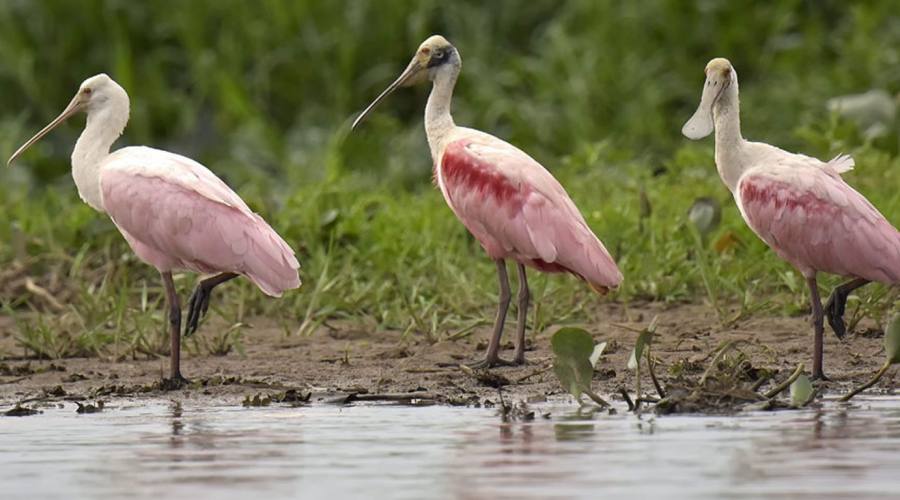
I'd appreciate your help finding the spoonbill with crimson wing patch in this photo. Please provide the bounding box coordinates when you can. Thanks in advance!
[682,58,900,380]
[352,35,622,367]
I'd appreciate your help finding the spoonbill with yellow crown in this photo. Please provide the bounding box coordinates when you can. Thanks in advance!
[683,58,900,380]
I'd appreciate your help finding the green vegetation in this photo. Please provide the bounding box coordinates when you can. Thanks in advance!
[0,1,898,359]
[841,314,900,401]
[550,327,608,406]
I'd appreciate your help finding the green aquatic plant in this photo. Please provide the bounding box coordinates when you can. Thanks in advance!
[624,316,662,409]
[789,374,814,408]
[841,314,900,402]
[551,327,608,407]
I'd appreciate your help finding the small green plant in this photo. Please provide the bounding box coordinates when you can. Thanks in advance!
[841,314,900,402]
[551,327,608,407]
[687,198,724,320]
[789,374,814,407]
[624,316,662,409]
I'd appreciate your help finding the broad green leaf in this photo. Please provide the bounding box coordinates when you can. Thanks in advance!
[627,330,653,371]
[688,197,722,237]
[551,328,597,400]
[589,342,607,368]
[885,314,900,364]
[551,328,595,358]
[790,374,813,407]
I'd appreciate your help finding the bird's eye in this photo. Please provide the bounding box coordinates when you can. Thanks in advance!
[82,87,93,95]
[434,50,444,59]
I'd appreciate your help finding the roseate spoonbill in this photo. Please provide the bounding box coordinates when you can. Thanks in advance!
[8,74,301,385]
[682,58,900,380]
[352,36,622,367]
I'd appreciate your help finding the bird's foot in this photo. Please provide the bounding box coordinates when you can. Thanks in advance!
[824,293,847,340]
[184,285,213,337]
[465,357,516,369]
[810,371,831,383]
[159,374,192,391]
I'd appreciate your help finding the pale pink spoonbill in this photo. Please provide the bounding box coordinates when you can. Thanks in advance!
[682,58,900,380]
[8,74,301,385]
[352,36,623,367]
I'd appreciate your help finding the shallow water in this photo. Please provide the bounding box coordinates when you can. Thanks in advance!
[2,396,899,499]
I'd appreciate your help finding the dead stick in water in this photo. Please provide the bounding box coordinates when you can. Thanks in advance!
[699,340,741,386]
[646,348,666,399]
[515,365,552,383]
[840,361,892,402]
[619,387,635,412]
[583,387,610,408]
[750,372,773,392]
[763,363,804,399]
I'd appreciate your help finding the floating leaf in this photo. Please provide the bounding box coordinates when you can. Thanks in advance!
[885,314,900,364]
[790,374,813,407]
[551,328,596,400]
[687,197,721,237]
[589,342,607,368]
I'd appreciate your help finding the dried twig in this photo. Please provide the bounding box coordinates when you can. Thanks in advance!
[763,363,804,399]
[24,278,64,311]
[840,361,892,402]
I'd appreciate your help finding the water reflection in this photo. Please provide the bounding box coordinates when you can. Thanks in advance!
[0,397,898,499]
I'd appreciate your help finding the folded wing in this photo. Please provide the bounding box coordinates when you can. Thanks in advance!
[100,146,301,296]
[738,164,900,283]
[438,134,622,291]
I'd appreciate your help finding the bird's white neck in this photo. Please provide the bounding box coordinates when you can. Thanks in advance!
[71,95,130,212]
[712,83,746,193]
[425,66,459,160]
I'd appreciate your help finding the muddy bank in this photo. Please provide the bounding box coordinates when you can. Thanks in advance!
[1,302,896,410]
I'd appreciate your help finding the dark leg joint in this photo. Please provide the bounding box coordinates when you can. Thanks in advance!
[824,278,869,340]
[185,272,238,337]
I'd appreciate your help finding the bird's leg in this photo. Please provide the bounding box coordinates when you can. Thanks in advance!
[806,275,829,381]
[513,263,530,365]
[468,259,512,369]
[824,278,869,340]
[161,271,189,388]
[185,272,238,337]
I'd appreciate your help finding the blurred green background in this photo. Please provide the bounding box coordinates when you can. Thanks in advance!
[0,0,898,358]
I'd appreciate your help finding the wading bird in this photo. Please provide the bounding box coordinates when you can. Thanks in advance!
[682,58,900,380]
[352,36,622,367]
[8,74,301,385]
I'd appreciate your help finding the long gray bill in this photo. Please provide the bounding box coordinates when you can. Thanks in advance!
[681,78,722,140]
[351,59,422,130]
[8,94,84,166]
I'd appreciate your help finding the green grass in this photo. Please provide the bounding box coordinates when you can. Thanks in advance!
[0,1,898,359]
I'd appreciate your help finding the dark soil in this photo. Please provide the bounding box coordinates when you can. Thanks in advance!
[0,302,895,412]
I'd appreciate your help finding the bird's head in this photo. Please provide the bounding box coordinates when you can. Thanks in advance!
[682,58,737,140]
[351,35,460,130]
[8,73,129,166]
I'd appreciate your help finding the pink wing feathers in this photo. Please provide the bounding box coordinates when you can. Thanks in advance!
[99,146,301,296]
[738,163,900,283]
[437,135,622,292]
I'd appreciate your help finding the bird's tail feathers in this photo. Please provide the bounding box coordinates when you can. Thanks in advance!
[827,154,855,174]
